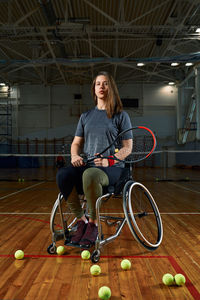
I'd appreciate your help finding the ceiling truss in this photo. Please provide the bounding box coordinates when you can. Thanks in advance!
[0,0,199,85]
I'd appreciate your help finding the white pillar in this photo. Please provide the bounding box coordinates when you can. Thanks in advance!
[177,86,184,130]
[48,86,52,129]
[195,67,200,140]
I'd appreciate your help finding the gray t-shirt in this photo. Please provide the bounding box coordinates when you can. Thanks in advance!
[75,107,132,167]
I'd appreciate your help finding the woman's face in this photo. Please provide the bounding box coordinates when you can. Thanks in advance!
[95,75,109,101]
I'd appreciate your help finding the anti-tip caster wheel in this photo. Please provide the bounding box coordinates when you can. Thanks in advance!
[47,243,56,254]
[91,249,100,263]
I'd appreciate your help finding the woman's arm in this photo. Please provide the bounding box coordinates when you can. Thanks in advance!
[94,139,132,167]
[71,136,85,167]
[114,139,132,162]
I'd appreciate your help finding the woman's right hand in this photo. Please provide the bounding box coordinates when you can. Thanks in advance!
[71,136,84,167]
[71,155,84,167]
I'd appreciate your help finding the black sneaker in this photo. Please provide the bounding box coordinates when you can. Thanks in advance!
[79,222,98,248]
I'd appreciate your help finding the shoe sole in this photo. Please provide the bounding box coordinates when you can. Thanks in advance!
[65,241,94,249]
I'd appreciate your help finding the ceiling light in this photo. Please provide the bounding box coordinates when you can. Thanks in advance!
[137,63,145,67]
[195,28,200,33]
[185,62,193,66]
[171,62,179,66]
[168,82,175,85]
[0,83,6,86]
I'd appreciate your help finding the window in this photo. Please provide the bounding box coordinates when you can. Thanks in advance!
[121,98,139,108]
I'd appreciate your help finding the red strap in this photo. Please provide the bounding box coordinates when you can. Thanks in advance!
[108,156,115,166]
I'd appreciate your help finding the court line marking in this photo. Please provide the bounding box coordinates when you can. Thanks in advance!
[168,182,200,194]
[0,254,199,299]
[0,214,50,224]
[1,212,200,215]
[0,182,45,200]
[0,254,168,258]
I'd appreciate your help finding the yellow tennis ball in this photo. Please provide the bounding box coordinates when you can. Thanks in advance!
[174,274,186,286]
[162,273,174,286]
[56,246,65,255]
[121,259,131,270]
[98,286,111,300]
[90,264,101,276]
[81,250,90,260]
[14,250,24,260]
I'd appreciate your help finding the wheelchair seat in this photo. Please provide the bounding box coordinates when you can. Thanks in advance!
[103,165,132,195]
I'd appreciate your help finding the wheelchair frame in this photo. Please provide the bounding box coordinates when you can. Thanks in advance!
[47,175,163,263]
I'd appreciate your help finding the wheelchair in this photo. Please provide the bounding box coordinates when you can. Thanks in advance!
[47,166,163,263]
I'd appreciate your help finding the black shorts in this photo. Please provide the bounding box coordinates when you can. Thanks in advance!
[56,165,124,199]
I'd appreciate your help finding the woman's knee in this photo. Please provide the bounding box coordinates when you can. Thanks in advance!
[56,166,75,187]
[82,168,109,188]
[56,167,65,185]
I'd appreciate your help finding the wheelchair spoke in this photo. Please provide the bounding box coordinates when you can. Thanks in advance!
[51,196,76,236]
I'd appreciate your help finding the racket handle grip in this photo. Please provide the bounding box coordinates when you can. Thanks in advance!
[83,155,96,164]
[83,157,88,164]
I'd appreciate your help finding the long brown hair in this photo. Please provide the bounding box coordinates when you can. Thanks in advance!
[91,71,123,118]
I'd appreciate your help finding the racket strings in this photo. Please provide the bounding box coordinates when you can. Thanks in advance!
[130,136,154,161]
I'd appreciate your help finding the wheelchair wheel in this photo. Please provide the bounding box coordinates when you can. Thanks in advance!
[47,243,56,254]
[91,250,101,263]
[123,181,163,250]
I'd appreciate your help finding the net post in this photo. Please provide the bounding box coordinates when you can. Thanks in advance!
[26,138,29,154]
[35,138,38,154]
[17,137,20,154]
[162,147,168,180]
[44,138,47,167]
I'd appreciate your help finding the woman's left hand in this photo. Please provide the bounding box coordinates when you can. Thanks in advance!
[94,154,109,167]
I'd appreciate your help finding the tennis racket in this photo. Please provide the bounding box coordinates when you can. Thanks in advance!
[83,126,156,164]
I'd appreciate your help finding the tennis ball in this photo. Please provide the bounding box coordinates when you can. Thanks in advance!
[81,250,90,260]
[174,274,186,286]
[14,250,24,260]
[162,273,174,286]
[56,246,65,255]
[90,264,101,276]
[121,259,131,270]
[98,286,111,300]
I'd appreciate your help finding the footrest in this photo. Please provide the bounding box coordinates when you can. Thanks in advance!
[64,241,94,249]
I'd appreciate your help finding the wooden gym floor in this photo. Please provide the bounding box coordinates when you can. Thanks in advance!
[0,168,200,300]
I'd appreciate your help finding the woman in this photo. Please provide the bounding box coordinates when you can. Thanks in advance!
[56,71,132,248]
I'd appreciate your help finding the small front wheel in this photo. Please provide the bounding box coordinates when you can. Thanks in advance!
[47,243,56,254]
[91,250,100,263]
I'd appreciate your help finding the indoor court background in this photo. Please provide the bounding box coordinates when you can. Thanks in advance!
[0,0,200,299]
